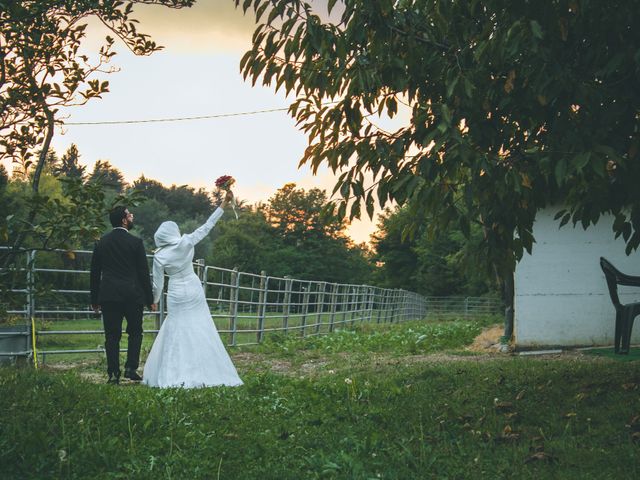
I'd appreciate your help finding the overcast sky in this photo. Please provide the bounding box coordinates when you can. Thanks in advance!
[43,1,382,244]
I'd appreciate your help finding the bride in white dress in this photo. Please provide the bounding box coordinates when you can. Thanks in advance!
[143,190,243,388]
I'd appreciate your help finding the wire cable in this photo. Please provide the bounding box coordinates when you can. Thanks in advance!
[65,106,291,126]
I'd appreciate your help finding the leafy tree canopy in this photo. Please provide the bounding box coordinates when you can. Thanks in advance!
[0,0,194,259]
[236,0,640,277]
[264,182,347,244]
[132,175,215,225]
[52,144,86,180]
[89,160,126,193]
[372,205,496,296]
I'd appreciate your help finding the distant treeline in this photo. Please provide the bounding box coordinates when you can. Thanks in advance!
[0,144,497,296]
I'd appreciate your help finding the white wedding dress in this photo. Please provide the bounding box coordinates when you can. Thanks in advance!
[142,207,243,388]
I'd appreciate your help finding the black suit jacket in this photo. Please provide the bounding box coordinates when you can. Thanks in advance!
[90,228,153,307]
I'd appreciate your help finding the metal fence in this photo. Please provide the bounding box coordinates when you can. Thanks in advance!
[0,247,502,362]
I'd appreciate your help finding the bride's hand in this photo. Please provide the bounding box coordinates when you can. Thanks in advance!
[220,190,234,208]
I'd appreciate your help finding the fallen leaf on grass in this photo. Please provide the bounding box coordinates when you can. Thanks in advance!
[524,452,557,464]
[494,400,514,413]
[496,433,520,443]
[622,383,637,391]
[529,437,545,452]
[626,415,640,431]
[495,425,521,443]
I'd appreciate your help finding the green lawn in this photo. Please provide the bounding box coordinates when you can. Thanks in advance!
[1,317,639,479]
[31,309,423,363]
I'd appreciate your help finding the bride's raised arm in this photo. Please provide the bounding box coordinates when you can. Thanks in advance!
[183,190,234,247]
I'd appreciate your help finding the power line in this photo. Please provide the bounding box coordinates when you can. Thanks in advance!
[64,106,291,126]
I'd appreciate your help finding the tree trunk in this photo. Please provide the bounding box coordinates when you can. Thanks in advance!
[1,99,55,269]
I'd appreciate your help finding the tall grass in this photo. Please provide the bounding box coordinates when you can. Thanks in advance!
[1,317,639,479]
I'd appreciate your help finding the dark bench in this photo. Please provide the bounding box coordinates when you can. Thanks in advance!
[600,257,640,354]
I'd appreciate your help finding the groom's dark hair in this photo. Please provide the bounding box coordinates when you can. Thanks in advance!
[109,206,128,228]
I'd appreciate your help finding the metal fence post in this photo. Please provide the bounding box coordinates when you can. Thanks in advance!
[382,289,390,323]
[196,259,208,328]
[229,268,239,346]
[257,271,267,343]
[355,286,362,323]
[367,286,374,323]
[390,289,398,323]
[300,285,310,337]
[195,258,205,283]
[329,283,338,333]
[316,282,326,334]
[375,288,383,324]
[282,276,292,334]
[405,292,411,320]
[26,250,36,364]
[342,285,350,326]
[26,250,35,321]
[361,286,369,323]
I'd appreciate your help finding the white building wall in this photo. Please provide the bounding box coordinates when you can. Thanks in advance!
[514,207,640,348]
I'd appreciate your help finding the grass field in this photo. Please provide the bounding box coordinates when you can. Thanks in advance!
[32,309,400,361]
[1,316,639,479]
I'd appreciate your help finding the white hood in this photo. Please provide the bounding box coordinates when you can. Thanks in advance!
[154,221,181,248]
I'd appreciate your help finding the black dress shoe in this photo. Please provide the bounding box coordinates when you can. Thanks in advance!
[124,369,143,381]
[107,372,120,385]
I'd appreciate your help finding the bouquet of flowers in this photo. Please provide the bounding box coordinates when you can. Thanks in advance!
[215,175,235,191]
[215,175,238,219]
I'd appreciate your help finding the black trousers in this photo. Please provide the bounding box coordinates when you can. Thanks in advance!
[101,302,143,376]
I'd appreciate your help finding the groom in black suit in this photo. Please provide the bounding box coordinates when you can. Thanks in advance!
[90,206,156,384]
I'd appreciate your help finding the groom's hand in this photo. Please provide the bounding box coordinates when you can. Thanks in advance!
[91,304,100,314]
[150,303,157,312]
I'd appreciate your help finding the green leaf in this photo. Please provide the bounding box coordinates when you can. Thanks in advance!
[441,104,452,125]
[446,75,459,99]
[571,152,590,171]
[337,201,347,219]
[554,159,567,186]
[390,174,413,194]
[386,96,398,117]
[340,181,351,199]
[377,182,389,207]
[553,209,567,221]
[530,20,543,39]
[366,193,374,219]
[463,77,474,99]
[350,199,361,219]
